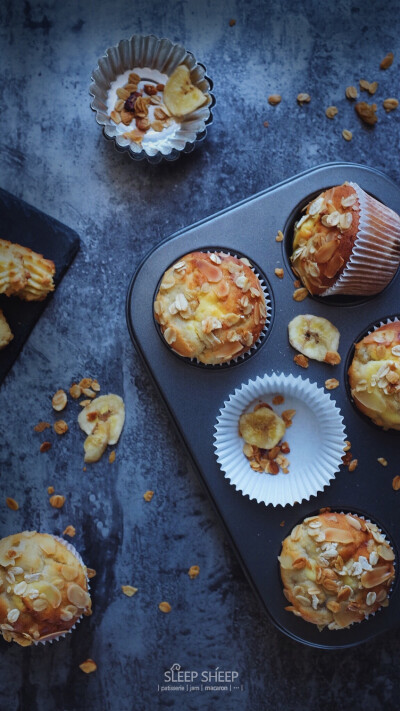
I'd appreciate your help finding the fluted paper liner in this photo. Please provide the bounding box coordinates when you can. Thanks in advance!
[323,182,400,296]
[34,535,90,646]
[214,373,346,507]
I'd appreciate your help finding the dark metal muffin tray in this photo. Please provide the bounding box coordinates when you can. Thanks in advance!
[126,162,400,649]
[0,188,80,385]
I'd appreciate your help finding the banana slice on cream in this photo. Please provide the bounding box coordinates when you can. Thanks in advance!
[163,65,207,117]
[288,314,341,364]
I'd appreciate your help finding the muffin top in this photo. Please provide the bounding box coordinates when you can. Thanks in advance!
[154,251,267,364]
[291,183,360,295]
[279,512,395,630]
[0,531,91,646]
[348,322,400,430]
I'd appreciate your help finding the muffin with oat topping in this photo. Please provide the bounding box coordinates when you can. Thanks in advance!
[291,182,400,296]
[0,531,91,646]
[279,512,395,630]
[348,321,400,430]
[154,251,267,364]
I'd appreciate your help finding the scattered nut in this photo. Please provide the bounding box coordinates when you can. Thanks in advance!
[263,120,269,127]
[359,79,378,94]
[143,490,154,502]
[355,102,377,125]
[392,476,400,491]
[293,287,308,302]
[63,525,76,537]
[229,18,236,26]
[343,441,351,452]
[274,268,284,278]
[275,230,284,242]
[79,399,91,408]
[294,354,309,368]
[49,495,66,509]
[52,389,67,411]
[40,442,52,453]
[377,457,388,466]
[342,129,353,141]
[159,601,172,613]
[122,585,138,597]
[325,106,338,119]
[268,94,282,105]
[6,497,19,511]
[272,395,285,405]
[47,486,54,494]
[79,659,97,674]
[325,378,339,390]
[383,98,399,112]
[34,421,50,432]
[63,526,76,538]
[69,384,82,399]
[54,420,68,435]
[297,93,311,104]
[293,279,301,288]
[108,451,116,463]
[348,459,358,472]
[345,86,358,100]
[380,52,394,70]
[188,565,200,579]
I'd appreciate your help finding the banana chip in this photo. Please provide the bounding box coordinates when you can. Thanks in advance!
[83,422,110,463]
[288,315,341,364]
[239,407,286,450]
[78,394,125,449]
[163,65,207,117]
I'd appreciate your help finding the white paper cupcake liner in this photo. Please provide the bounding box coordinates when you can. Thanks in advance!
[214,373,346,507]
[34,535,90,646]
[323,182,400,296]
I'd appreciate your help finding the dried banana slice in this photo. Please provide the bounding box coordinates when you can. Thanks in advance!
[163,65,207,117]
[288,314,341,364]
[78,394,125,446]
[239,407,286,450]
[84,422,110,463]
[0,309,13,349]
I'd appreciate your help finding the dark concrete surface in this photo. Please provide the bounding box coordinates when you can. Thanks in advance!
[1,1,400,709]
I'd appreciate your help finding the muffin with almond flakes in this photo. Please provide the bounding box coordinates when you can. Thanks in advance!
[348,321,400,430]
[291,182,400,296]
[154,251,268,364]
[0,531,91,646]
[279,511,395,630]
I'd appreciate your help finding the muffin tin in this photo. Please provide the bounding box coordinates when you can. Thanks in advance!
[126,162,400,649]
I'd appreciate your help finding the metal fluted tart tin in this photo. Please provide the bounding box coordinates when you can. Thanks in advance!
[89,34,215,164]
[126,162,400,649]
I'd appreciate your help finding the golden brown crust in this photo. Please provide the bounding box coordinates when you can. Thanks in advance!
[0,310,13,349]
[348,322,400,430]
[0,239,55,301]
[291,184,360,295]
[0,531,91,646]
[154,251,267,365]
[279,512,395,630]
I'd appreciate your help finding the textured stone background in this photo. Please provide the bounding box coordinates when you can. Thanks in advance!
[1,1,400,710]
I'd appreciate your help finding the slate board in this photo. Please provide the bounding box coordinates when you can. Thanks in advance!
[0,189,80,384]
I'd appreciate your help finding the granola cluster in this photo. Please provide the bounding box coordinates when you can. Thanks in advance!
[110,72,172,144]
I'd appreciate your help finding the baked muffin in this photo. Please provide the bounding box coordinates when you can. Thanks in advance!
[279,512,395,630]
[291,182,400,296]
[348,321,400,430]
[0,531,91,646]
[154,251,267,364]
